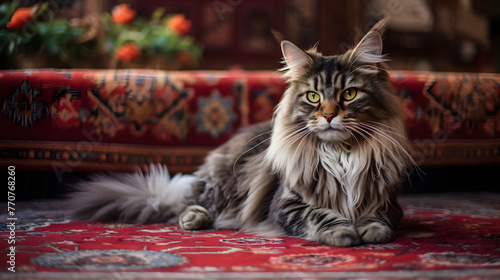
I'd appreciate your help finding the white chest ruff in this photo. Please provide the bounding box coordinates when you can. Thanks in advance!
[317,142,370,220]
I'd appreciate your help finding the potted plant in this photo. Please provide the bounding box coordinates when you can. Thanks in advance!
[0,2,98,68]
[0,2,202,70]
[103,4,202,70]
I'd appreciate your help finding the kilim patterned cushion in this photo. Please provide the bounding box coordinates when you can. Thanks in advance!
[0,69,499,173]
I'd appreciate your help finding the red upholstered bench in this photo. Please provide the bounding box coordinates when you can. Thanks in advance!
[0,69,499,178]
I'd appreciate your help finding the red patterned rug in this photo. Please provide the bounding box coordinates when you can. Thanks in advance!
[2,193,500,279]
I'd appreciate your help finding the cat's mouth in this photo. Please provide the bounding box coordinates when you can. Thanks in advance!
[316,126,350,141]
[325,126,342,131]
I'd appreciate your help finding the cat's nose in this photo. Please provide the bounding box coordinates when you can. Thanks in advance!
[323,112,337,123]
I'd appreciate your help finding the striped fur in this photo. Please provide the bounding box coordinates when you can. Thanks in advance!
[69,19,412,247]
[192,19,412,246]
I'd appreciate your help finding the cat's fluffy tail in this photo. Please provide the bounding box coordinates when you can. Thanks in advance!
[68,164,195,224]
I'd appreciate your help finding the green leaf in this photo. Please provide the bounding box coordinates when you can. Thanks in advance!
[151,7,165,23]
[34,2,49,18]
[0,1,18,27]
[8,40,16,54]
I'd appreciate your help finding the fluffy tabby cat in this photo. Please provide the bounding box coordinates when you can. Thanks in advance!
[69,19,413,247]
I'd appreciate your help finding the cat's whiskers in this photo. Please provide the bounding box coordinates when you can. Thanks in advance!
[276,125,310,150]
[358,122,409,151]
[345,125,400,181]
[358,123,409,152]
[342,124,361,148]
[280,128,314,166]
[335,123,358,152]
[331,123,380,182]
[342,121,374,146]
[345,126,379,161]
[233,136,272,178]
[291,129,314,160]
[233,124,308,178]
[348,125,405,167]
[361,121,407,138]
[350,123,424,180]
[245,130,273,145]
[356,122,425,178]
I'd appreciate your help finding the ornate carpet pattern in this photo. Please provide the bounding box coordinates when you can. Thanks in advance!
[1,193,500,279]
[1,70,499,173]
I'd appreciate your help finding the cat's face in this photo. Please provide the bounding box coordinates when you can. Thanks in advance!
[280,30,399,144]
[268,19,413,189]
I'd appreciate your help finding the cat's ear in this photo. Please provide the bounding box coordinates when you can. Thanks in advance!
[348,17,389,66]
[348,31,385,65]
[281,40,313,80]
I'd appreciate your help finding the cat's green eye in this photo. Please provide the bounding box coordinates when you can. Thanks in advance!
[306,91,321,103]
[342,88,358,101]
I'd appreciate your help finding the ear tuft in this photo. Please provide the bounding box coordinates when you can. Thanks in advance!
[369,16,390,37]
[280,40,313,80]
[349,31,385,65]
[346,17,390,67]
[271,29,285,43]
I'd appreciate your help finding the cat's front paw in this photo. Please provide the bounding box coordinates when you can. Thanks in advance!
[317,225,361,247]
[179,205,213,230]
[356,221,395,244]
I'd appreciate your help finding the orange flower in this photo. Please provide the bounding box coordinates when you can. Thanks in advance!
[6,6,33,30]
[112,4,136,24]
[168,14,191,35]
[115,42,141,63]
